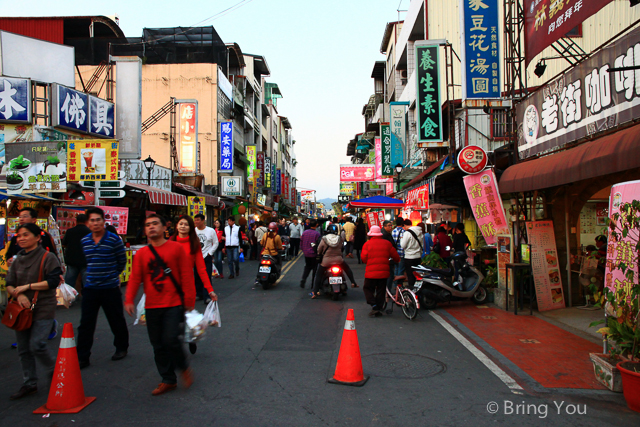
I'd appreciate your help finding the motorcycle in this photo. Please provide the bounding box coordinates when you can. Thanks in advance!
[320,264,348,301]
[411,249,487,309]
[257,253,281,290]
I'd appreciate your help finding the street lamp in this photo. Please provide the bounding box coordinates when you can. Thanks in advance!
[394,163,403,193]
[143,155,156,186]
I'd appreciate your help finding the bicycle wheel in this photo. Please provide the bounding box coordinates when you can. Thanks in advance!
[400,290,418,320]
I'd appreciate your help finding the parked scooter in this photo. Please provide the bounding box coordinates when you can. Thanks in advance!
[257,253,281,290]
[319,263,348,301]
[411,249,487,309]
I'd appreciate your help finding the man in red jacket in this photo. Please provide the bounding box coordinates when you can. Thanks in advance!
[361,225,400,317]
[125,214,196,396]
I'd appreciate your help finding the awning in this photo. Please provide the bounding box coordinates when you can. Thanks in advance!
[0,190,62,202]
[499,123,640,193]
[348,195,404,209]
[402,156,447,190]
[126,182,187,206]
[173,182,219,206]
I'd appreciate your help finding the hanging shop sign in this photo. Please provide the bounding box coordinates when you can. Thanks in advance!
[219,121,233,172]
[275,169,282,195]
[301,190,315,201]
[52,84,89,134]
[405,184,429,210]
[463,169,509,245]
[525,220,566,311]
[88,95,115,137]
[265,156,272,188]
[257,193,267,206]
[113,56,142,159]
[457,145,488,174]
[67,139,119,182]
[386,182,394,196]
[524,0,613,65]
[221,176,243,197]
[0,77,31,123]
[415,43,443,144]
[380,123,393,177]
[188,196,206,218]
[246,146,257,180]
[460,0,501,99]
[256,151,264,187]
[374,138,393,184]
[339,183,355,196]
[340,164,375,182]
[5,141,67,194]
[604,180,640,300]
[338,195,350,203]
[389,102,407,166]
[271,152,277,193]
[517,24,640,160]
[177,101,198,173]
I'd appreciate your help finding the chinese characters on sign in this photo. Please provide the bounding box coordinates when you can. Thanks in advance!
[246,146,256,180]
[89,95,115,137]
[463,170,509,245]
[67,140,119,182]
[526,220,566,311]
[415,44,443,143]
[405,184,429,210]
[53,85,89,133]
[389,102,406,166]
[188,196,206,218]
[339,183,355,196]
[102,206,129,235]
[265,157,272,188]
[340,164,375,182]
[5,142,67,194]
[457,145,488,174]
[219,121,233,172]
[374,138,393,184]
[275,169,282,195]
[178,102,198,173]
[380,123,393,176]
[0,77,31,123]
[460,0,501,99]
[221,176,242,196]
[256,152,265,187]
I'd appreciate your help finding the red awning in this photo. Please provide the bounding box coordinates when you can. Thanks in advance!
[173,182,219,206]
[499,123,640,193]
[126,182,187,206]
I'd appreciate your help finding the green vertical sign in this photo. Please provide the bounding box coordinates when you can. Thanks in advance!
[380,123,393,177]
[415,44,443,143]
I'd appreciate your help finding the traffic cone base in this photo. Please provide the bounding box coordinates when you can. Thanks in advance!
[34,397,96,414]
[328,309,369,387]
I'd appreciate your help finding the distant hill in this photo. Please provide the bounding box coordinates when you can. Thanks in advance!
[317,198,337,206]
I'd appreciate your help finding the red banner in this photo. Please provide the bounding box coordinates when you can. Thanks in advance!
[366,211,380,229]
[405,184,429,210]
[256,152,264,187]
[525,0,613,64]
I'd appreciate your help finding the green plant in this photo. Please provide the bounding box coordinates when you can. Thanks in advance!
[422,252,448,269]
[6,172,22,184]
[482,264,498,288]
[9,155,30,169]
[46,155,60,165]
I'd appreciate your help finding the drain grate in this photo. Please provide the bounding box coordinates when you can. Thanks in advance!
[362,353,446,379]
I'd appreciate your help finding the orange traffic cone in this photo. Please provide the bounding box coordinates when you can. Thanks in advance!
[328,309,369,387]
[34,323,96,414]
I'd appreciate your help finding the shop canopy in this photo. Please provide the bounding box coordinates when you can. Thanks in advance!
[173,182,219,206]
[126,182,187,206]
[0,190,61,202]
[500,122,640,193]
[348,195,404,209]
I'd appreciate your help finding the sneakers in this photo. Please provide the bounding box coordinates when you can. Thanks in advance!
[111,350,127,361]
[10,385,37,400]
[181,368,194,389]
[151,383,177,396]
[368,308,380,317]
[48,319,58,340]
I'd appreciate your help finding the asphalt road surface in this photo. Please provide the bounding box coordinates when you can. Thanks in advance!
[0,255,638,426]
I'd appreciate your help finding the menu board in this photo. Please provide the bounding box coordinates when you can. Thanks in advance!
[188,196,205,218]
[56,208,84,238]
[102,206,129,235]
[497,235,513,294]
[526,221,565,311]
[6,218,48,240]
[579,204,596,234]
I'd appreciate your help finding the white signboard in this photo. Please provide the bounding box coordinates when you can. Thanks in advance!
[221,176,243,197]
[112,56,142,159]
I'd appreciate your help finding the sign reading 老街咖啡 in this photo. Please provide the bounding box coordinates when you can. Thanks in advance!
[415,43,443,145]
[219,121,233,172]
[5,141,67,194]
[67,140,119,182]
[340,164,375,182]
[517,24,640,160]
[177,102,198,173]
[380,123,393,177]
[188,196,206,218]
[0,77,31,123]
[463,169,509,245]
[526,220,566,312]
[460,0,501,100]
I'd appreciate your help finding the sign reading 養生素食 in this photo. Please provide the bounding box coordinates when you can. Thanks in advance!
[463,169,508,245]
[415,43,443,145]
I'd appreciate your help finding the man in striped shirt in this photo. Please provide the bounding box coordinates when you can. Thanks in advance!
[77,207,128,369]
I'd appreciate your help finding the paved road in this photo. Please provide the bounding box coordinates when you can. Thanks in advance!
[0,255,638,426]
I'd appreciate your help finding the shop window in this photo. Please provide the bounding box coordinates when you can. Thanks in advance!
[491,109,512,140]
[565,24,582,38]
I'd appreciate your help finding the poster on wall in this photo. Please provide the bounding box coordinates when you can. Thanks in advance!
[526,220,566,311]
[102,206,129,235]
[188,196,206,218]
[4,141,67,194]
[67,140,119,182]
[55,207,84,238]
[497,235,514,294]
[463,169,509,245]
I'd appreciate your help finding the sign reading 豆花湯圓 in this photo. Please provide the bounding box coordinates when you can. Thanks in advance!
[415,43,443,144]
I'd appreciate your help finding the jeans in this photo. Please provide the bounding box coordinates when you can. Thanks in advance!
[214,249,224,277]
[16,319,56,387]
[392,258,405,289]
[301,256,318,287]
[65,265,87,293]
[195,255,213,299]
[363,278,387,310]
[77,287,130,362]
[404,257,422,289]
[251,242,259,260]
[226,246,240,276]
[386,261,396,291]
[289,238,300,257]
[345,241,353,255]
[145,306,188,385]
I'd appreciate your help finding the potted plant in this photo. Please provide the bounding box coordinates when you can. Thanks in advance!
[422,252,448,269]
[9,155,31,172]
[6,171,24,191]
[482,264,498,303]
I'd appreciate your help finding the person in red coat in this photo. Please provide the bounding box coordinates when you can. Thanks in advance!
[361,225,400,317]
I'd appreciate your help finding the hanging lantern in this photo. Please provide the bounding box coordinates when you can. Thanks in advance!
[238,205,246,215]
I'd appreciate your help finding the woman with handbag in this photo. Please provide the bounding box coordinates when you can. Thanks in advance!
[4,223,63,400]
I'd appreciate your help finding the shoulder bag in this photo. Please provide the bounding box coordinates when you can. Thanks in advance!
[406,229,424,252]
[2,251,48,331]
[147,244,185,307]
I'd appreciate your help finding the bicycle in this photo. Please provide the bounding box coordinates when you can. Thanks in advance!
[382,276,420,320]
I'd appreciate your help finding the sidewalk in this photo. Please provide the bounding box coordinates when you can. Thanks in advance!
[439,302,606,391]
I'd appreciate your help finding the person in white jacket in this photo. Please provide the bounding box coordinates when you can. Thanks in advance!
[401,223,424,288]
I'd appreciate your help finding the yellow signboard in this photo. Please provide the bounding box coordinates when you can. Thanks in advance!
[67,139,119,182]
[188,196,206,218]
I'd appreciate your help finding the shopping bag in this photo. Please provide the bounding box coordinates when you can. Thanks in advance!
[211,263,219,278]
[56,283,78,308]
[239,252,245,262]
[133,294,146,326]
[203,301,221,327]
[184,309,207,342]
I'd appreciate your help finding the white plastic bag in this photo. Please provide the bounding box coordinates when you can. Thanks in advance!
[184,309,207,342]
[211,263,219,278]
[134,294,146,326]
[57,283,78,304]
[203,301,221,327]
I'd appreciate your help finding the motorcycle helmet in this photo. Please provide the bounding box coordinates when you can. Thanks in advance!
[327,224,339,235]
[268,222,278,231]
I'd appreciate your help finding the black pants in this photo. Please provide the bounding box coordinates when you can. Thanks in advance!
[77,287,129,362]
[313,261,356,293]
[301,256,318,286]
[145,306,188,385]
[404,257,423,288]
[363,278,387,309]
[290,238,300,257]
[195,255,213,299]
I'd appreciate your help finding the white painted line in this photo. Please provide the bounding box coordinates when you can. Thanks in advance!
[429,311,523,393]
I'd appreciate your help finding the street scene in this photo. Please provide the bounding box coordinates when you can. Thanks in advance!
[1,0,640,425]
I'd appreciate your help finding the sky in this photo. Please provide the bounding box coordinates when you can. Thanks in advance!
[3,0,409,199]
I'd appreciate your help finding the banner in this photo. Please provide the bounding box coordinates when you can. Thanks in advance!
[375,138,393,184]
[405,184,429,210]
[219,121,233,172]
[67,140,119,182]
[256,151,264,187]
[5,141,67,194]
[380,123,393,176]
[340,164,375,182]
[177,102,198,173]
[526,220,566,311]
[366,211,380,229]
[415,43,443,144]
[246,146,256,180]
[389,102,406,166]
[604,180,640,300]
[301,190,314,201]
[188,196,206,218]
[524,0,613,64]
[463,169,509,245]
[460,0,501,99]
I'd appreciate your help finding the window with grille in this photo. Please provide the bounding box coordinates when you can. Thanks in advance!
[491,109,512,140]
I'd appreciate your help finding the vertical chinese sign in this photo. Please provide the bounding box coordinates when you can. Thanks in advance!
[52,84,89,133]
[526,220,565,311]
[389,102,406,166]
[256,152,265,187]
[605,180,640,300]
[67,140,119,182]
[460,0,501,99]
[188,196,206,218]
[246,146,256,180]
[380,123,393,177]
[415,43,443,144]
[374,138,393,184]
[275,170,282,195]
[264,157,271,188]
[462,170,508,245]
[219,121,233,173]
[177,102,198,173]
[88,95,115,137]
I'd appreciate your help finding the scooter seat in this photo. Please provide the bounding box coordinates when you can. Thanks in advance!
[422,266,452,276]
